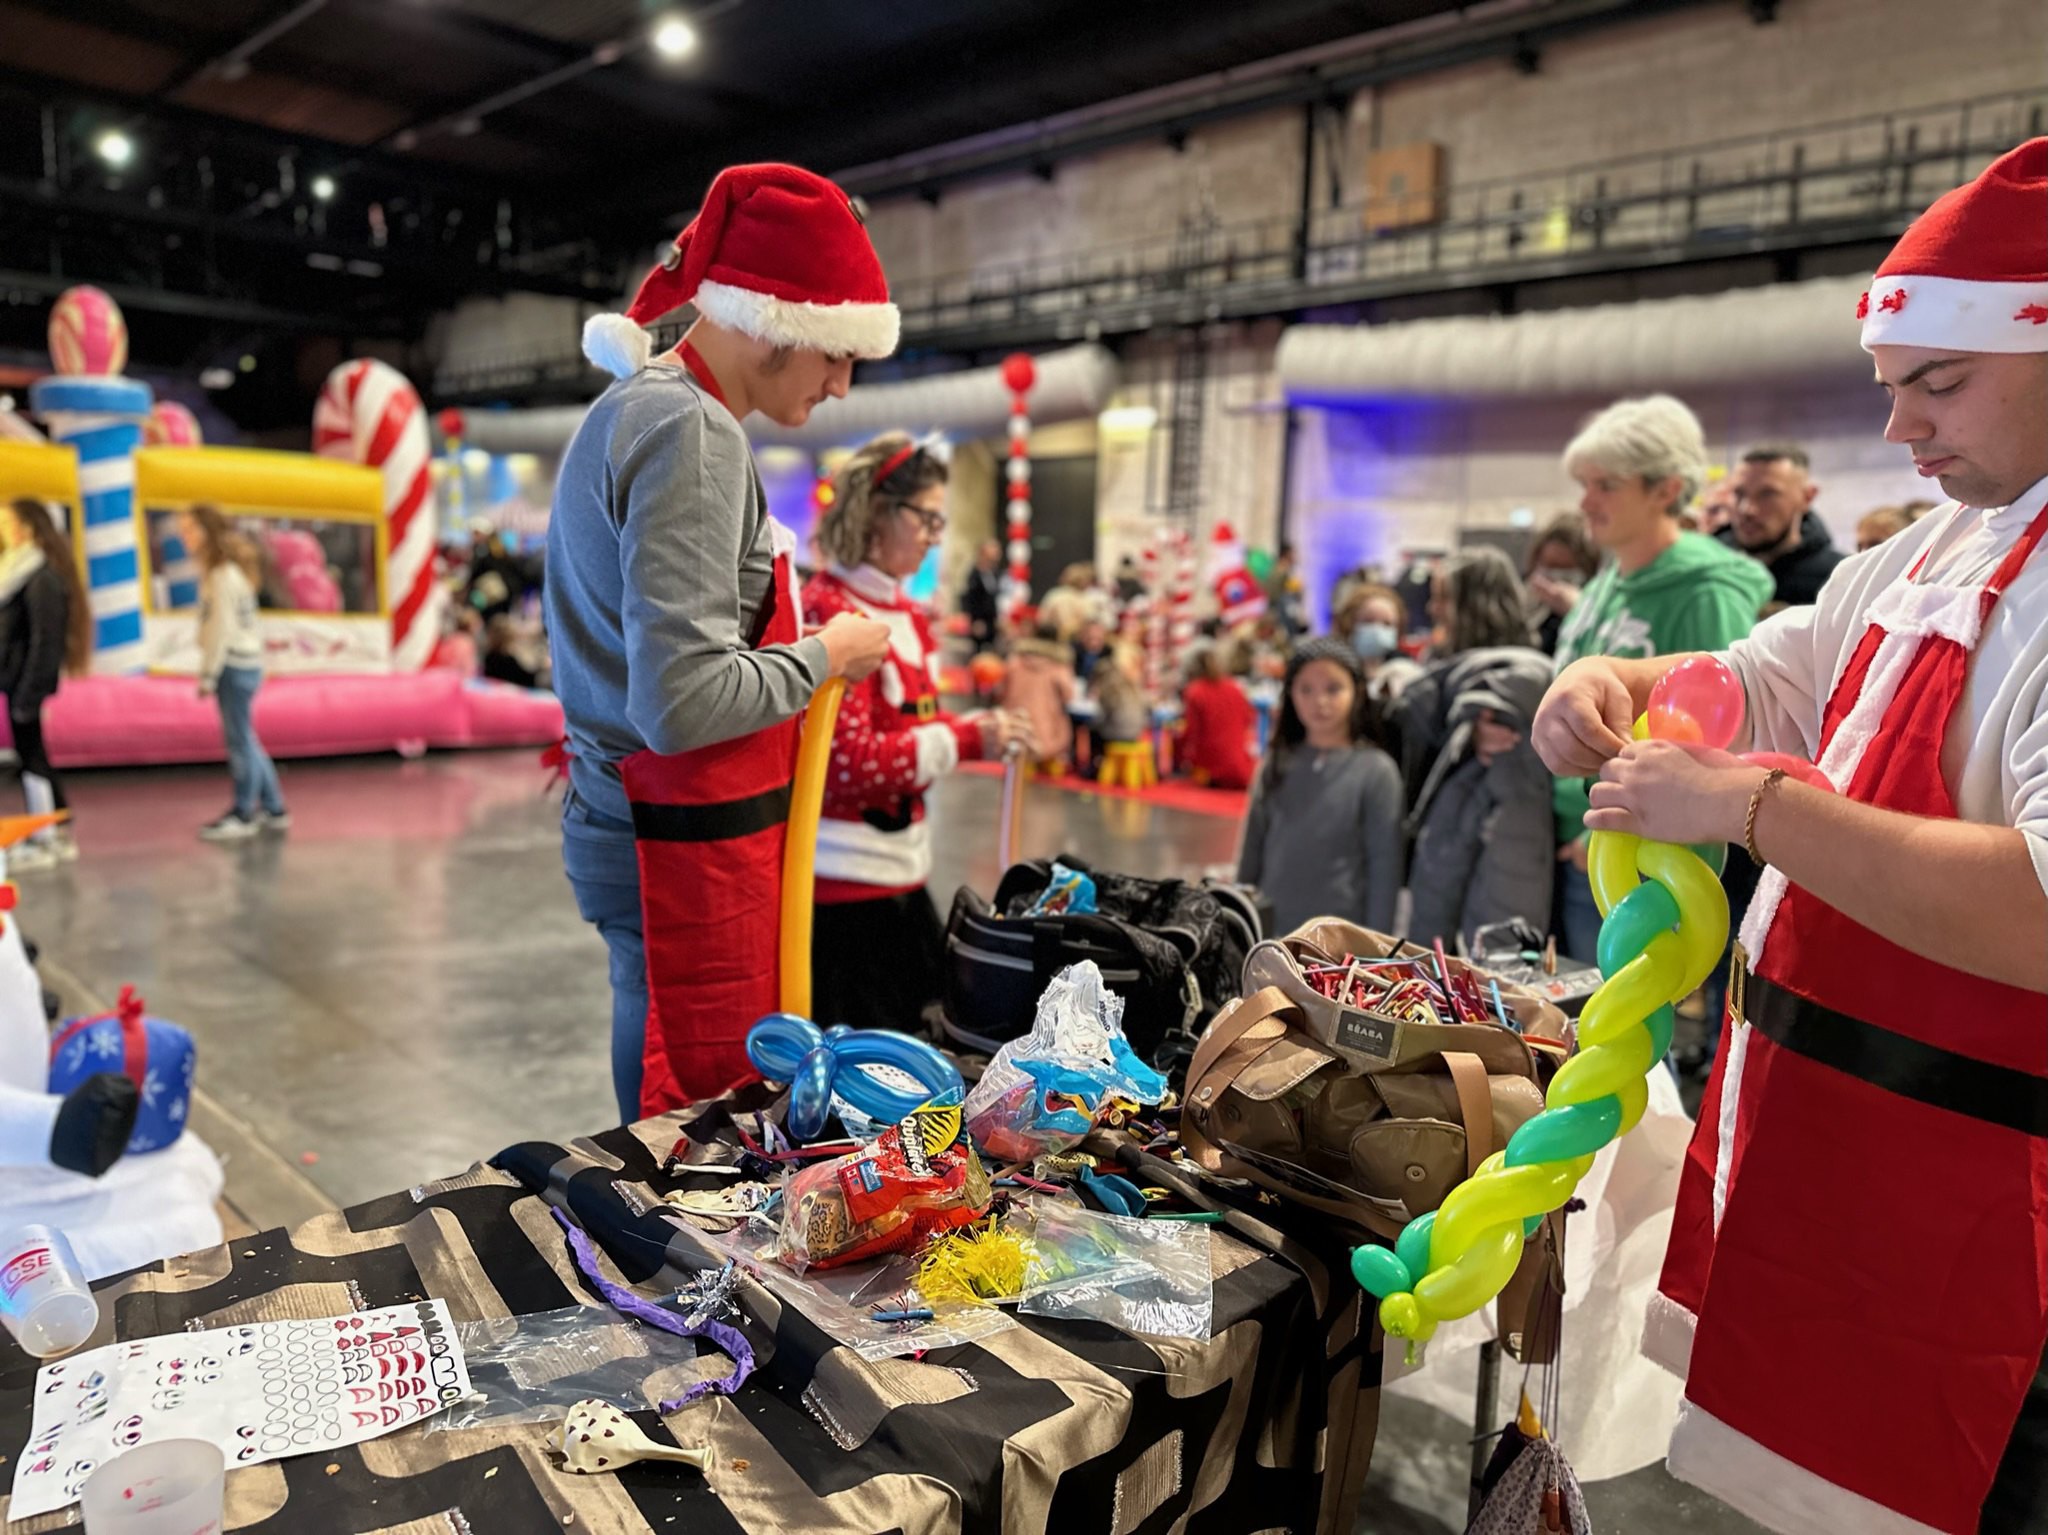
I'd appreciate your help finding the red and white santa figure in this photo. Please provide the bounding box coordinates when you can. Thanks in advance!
[801,434,1032,1030]
[1535,139,2048,1535]
[1207,520,1267,628]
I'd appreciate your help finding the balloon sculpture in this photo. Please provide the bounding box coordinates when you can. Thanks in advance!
[1351,656,1823,1349]
[745,1014,965,1143]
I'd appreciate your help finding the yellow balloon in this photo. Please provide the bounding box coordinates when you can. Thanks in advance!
[1414,1223,1524,1322]
[1589,831,1642,917]
[1639,840,1729,995]
[1631,713,1652,741]
[1577,936,1685,1047]
[1434,1162,1574,1258]
[1614,1073,1652,1137]
[779,679,847,1018]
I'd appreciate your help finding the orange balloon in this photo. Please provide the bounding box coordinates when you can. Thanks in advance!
[1645,703,1705,744]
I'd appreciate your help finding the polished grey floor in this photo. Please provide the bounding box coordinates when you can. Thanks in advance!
[21,750,1754,1533]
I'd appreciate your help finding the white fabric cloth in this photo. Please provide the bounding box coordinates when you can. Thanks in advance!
[2,1134,225,1280]
[1384,1063,1695,1481]
[1722,472,2048,900]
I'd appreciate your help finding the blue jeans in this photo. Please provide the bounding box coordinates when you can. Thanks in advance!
[1556,860,1603,968]
[562,790,647,1124]
[216,665,284,817]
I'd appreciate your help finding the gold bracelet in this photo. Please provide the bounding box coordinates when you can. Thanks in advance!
[1744,767,1787,867]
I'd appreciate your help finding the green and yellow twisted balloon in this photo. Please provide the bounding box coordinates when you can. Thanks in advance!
[1352,666,1742,1353]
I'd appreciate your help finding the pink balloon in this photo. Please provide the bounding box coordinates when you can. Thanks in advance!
[1647,656,1745,749]
[1739,752,1834,792]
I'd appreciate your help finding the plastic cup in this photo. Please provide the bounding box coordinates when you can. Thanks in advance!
[80,1441,225,1534]
[0,1224,99,1358]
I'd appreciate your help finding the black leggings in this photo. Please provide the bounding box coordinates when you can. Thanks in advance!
[11,707,64,817]
[811,887,946,1033]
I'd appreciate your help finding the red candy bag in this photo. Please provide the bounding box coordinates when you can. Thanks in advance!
[777,1101,991,1272]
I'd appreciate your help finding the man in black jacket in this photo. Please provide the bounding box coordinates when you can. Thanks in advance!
[1719,441,1844,610]
[961,540,1002,653]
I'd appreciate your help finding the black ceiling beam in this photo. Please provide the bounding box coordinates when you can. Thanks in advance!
[0,264,402,334]
[151,0,331,101]
[831,0,1722,202]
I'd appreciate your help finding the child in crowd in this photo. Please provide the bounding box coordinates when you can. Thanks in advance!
[1235,636,1404,934]
[998,621,1077,774]
[0,499,90,869]
[1091,640,1150,746]
[1071,617,1111,684]
[182,504,288,841]
[1177,643,1255,790]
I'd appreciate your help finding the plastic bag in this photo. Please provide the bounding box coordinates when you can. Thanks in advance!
[776,1099,991,1271]
[1015,1201,1214,1341]
[429,1307,699,1432]
[964,961,1167,1163]
[700,1230,1017,1362]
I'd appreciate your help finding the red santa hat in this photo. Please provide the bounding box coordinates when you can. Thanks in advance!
[583,163,900,378]
[1859,137,2048,354]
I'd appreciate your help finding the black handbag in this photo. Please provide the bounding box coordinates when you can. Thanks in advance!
[940,855,1261,1067]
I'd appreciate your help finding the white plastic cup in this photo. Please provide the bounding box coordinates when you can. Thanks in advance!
[80,1440,225,1534]
[0,1224,99,1358]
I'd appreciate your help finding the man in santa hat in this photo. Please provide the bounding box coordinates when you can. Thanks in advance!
[1534,138,2048,1534]
[548,163,893,1124]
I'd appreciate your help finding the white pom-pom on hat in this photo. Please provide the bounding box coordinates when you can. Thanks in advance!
[583,313,653,379]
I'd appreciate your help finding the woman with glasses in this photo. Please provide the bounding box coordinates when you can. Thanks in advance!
[802,433,1034,1030]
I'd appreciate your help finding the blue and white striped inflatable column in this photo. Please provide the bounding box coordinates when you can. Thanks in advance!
[28,375,154,674]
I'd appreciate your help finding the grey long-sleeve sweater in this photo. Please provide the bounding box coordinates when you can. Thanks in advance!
[545,362,828,824]
[1235,743,1406,936]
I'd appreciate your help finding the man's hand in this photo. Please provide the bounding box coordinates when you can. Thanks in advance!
[1533,658,1636,776]
[1585,741,1759,845]
[818,612,891,682]
[1556,837,1590,873]
[1472,713,1521,767]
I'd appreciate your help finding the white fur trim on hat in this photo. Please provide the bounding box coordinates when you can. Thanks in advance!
[583,313,654,378]
[1859,274,2048,353]
[693,279,900,360]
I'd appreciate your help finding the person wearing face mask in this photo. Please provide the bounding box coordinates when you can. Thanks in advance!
[1522,511,1601,655]
[550,163,895,1120]
[1338,581,1422,699]
[802,434,1033,1032]
[1531,137,2048,1535]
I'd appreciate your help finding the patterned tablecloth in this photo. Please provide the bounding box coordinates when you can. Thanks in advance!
[1,1087,1383,1534]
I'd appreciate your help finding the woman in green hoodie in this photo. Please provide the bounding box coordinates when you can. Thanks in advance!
[1550,394,1773,961]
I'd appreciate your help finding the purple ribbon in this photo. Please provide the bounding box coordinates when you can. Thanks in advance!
[551,1207,756,1412]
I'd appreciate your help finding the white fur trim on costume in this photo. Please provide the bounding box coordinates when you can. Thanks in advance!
[583,313,653,378]
[1711,1020,1751,1235]
[1641,1290,1698,1379]
[1666,1399,1946,1535]
[693,280,900,360]
[1860,274,2048,355]
[912,721,960,787]
[814,815,931,888]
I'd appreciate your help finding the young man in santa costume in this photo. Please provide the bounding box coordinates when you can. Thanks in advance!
[800,433,1033,1030]
[1533,138,2048,1534]
[548,163,893,1123]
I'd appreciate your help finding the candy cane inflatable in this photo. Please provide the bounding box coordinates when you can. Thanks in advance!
[312,360,441,669]
[31,286,150,675]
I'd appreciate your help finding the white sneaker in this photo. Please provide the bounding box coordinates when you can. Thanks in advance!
[48,828,78,863]
[199,811,261,843]
[261,809,292,832]
[7,841,59,873]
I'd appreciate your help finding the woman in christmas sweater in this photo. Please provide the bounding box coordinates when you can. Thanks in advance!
[803,435,1033,1030]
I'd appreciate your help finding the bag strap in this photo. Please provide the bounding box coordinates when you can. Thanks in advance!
[1182,987,1297,1169]
[1442,1050,1492,1179]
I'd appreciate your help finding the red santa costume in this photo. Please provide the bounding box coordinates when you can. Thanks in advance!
[1644,139,2048,1534]
[800,560,985,1030]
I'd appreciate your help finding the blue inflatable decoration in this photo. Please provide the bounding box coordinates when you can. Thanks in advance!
[744,1014,964,1142]
[46,985,195,1154]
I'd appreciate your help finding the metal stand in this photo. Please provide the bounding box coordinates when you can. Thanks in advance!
[1468,1337,1502,1521]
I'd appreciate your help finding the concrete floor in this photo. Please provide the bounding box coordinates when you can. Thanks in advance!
[19,749,1756,1534]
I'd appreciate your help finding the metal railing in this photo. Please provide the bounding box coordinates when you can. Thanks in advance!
[889,89,2046,346]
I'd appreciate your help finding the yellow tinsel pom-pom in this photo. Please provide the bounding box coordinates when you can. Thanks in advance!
[917,1221,1032,1306]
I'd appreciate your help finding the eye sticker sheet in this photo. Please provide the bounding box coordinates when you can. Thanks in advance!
[7,1299,471,1521]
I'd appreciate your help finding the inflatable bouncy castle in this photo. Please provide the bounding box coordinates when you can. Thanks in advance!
[0,288,562,766]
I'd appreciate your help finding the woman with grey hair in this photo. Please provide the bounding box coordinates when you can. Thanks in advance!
[1429,547,1533,655]
[1547,394,1772,962]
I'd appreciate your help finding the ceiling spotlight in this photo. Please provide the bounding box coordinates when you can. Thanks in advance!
[95,130,134,168]
[238,354,257,373]
[652,15,697,59]
[199,368,233,390]
[311,174,336,201]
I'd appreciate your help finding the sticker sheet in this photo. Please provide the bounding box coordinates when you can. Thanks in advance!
[7,1299,471,1520]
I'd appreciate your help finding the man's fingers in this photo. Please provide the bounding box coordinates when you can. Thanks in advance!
[1582,807,1638,835]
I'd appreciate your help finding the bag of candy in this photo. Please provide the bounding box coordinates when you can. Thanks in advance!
[964,961,1168,1164]
[775,1099,991,1272]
